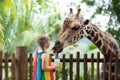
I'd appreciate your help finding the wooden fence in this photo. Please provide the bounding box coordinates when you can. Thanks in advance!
[0,46,120,80]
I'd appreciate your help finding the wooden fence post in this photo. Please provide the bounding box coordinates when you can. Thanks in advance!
[84,54,87,80]
[12,53,16,80]
[97,52,100,80]
[55,53,58,80]
[29,54,33,80]
[69,54,73,80]
[15,46,27,80]
[103,55,106,80]
[91,54,94,80]
[5,53,8,80]
[76,52,80,80]
[0,51,2,80]
[62,54,66,80]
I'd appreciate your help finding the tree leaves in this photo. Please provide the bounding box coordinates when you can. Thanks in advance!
[88,44,97,51]
[0,0,62,54]
[0,23,4,51]
[81,0,95,6]
[112,0,120,23]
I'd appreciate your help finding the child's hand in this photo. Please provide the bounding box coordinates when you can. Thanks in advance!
[54,64,60,70]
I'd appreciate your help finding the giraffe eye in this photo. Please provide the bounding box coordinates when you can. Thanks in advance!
[71,26,80,30]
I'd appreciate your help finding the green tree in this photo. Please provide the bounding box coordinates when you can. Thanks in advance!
[0,0,62,54]
[81,0,120,47]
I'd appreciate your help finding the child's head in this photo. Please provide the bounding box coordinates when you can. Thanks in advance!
[37,34,50,51]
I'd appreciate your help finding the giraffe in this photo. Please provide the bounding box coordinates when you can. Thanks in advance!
[52,8,120,80]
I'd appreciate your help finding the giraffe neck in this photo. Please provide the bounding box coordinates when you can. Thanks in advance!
[80,24,119,56]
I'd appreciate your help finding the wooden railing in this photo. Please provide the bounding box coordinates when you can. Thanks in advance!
[0,47,32,80]
[0,46,120,80]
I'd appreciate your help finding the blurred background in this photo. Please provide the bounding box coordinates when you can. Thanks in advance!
[0,0,120,56]
[0,0,120,79]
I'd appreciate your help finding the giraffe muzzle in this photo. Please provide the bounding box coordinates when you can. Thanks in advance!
[52,40,64,53]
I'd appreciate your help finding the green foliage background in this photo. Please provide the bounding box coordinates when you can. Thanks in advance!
[0,0,120,54]
[0,0,62,54]
[0,0,120,80]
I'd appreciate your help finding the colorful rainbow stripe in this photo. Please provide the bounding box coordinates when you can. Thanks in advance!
[33,52,54,80]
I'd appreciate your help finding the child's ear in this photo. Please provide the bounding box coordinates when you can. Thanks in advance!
[84,19,89,25]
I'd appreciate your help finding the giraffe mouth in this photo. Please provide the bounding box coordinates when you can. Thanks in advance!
[52,40,64,53]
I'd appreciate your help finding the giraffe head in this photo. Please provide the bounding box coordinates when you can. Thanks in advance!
[52,8,90,53]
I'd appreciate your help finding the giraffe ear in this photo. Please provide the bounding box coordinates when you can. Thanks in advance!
[84,19,89,25]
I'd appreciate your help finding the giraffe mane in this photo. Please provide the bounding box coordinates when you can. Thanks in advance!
[91,23,115,39]
[91,23,119,48]
[103,32,113,37]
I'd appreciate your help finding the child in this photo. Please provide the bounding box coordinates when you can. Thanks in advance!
[33,34,60,80]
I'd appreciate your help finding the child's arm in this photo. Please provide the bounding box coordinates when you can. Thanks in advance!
[41,54,59,71]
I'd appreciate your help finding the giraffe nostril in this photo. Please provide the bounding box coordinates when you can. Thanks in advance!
[55,41,61,45]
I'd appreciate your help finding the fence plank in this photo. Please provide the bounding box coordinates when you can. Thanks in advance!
[69,54,73,80]
[12,53,16,80]
[55,53,59,80]
[84,54,87,80]
[76,52,80,80]
[103,55,106,80]
[5,53,8,80]
[97,52,100,80]
[62,54,66,80]
[0,51,2,80]
[91,54,94,80]
[15,46,27,80]
[29,54,33,80]
[108,53,112,80]
[115,53,118,80]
